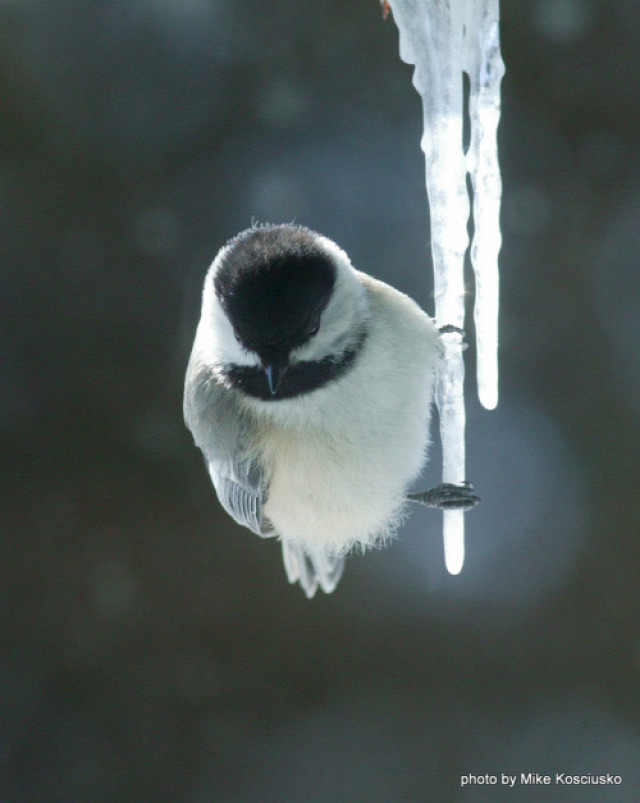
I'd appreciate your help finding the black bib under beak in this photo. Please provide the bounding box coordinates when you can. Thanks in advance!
[263,360,288,395]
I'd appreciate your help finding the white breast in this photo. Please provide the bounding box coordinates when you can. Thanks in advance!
[254,274,440,554]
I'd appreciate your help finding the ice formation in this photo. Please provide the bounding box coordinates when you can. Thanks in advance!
[388,0,505,573]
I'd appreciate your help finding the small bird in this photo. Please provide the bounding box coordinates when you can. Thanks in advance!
[184,224,478,597]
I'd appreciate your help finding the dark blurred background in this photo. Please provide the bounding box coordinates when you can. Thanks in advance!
[2,0,640,800]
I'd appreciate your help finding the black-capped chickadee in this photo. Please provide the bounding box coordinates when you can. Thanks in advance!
[184,224,478,597]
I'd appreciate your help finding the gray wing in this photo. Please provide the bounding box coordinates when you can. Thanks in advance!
[184,356,273,538]
[184,351,346,596]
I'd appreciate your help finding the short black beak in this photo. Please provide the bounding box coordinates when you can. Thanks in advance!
[263,360,288,396]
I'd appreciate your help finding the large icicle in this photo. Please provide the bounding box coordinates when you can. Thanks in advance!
[389,0,504,574]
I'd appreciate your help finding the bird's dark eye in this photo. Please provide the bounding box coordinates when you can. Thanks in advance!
[309,324,320,337]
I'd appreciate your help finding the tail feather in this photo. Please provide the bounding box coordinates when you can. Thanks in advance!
[281,541,346,598]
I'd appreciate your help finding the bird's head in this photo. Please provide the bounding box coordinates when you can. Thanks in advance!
[204,224,368,399]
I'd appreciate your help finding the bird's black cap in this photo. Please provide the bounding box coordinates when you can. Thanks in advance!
[214,224,337,361]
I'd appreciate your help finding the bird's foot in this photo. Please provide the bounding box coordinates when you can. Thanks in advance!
[407,482,480,511]
[438,324,465,337]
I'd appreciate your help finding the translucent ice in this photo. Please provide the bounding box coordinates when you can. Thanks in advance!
[389,0,505,573]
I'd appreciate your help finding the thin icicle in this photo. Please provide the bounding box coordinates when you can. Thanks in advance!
[389,0,504,574]
[465,0,504,411]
